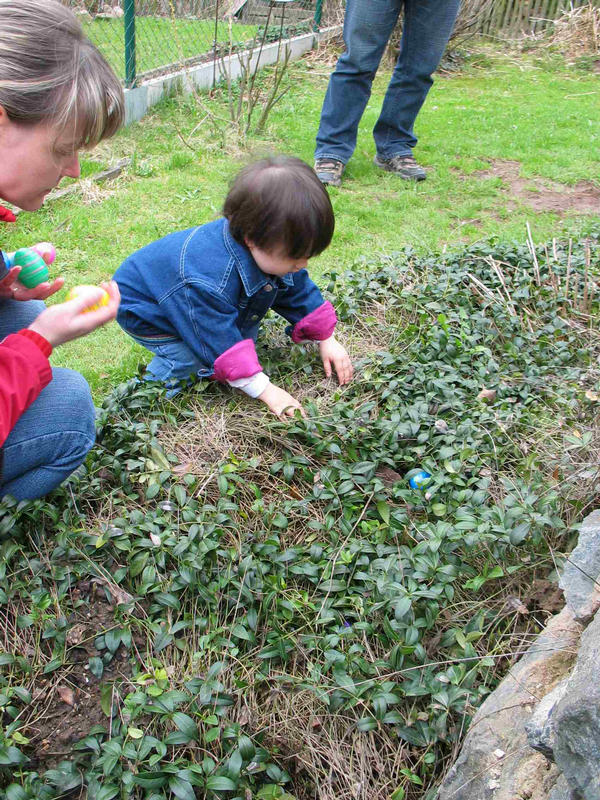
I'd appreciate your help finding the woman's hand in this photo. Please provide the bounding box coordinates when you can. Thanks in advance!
[0,265,64,301]
[27,281,120,347]
[258,382,306,419]
[319,336,353,385]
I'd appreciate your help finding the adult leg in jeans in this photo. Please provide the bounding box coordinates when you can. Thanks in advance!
[315,0,402,165]
[0,297,46,337]
[0,296,96,500]
[1,368,96,500]
[373,0,460,159]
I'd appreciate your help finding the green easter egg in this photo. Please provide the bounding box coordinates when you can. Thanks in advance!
[14,248,49,289]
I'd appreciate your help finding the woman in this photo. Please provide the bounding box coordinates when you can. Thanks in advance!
[0,0,124,500]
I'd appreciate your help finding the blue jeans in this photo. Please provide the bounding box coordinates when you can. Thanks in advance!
[131,333,208,397]
[0,298,96,501]
[315,0,460,164]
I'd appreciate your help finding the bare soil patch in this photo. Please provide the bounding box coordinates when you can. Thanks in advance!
[474,159,600,214]
[25,583,134,771]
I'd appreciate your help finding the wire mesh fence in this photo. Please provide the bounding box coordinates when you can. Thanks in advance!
[67,0,322,86]
[67,0,597,89]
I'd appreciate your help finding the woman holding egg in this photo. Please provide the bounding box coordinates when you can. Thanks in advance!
[0,0,122,500]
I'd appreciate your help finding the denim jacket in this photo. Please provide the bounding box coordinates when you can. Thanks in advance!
[114,218,329,373]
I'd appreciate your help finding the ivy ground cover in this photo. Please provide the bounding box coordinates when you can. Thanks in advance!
[0,231,599,799]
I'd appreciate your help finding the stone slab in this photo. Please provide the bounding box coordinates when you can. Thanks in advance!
[437,607,582,800]
[554,610,600,799]
[559,509,600,624]
[525,677,570,760]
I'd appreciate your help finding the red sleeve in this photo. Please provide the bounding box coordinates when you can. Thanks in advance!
[0,331,53,446]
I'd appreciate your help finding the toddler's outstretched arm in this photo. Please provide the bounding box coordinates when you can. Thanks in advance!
[214,338,305,419]
[258,383,305,419]
[319,335,353,386]
[272,278,353,388]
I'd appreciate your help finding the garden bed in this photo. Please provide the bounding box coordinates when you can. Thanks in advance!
[1,231,599,799]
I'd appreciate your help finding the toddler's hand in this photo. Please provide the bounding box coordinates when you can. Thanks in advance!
[319,336,353,385]
[27,282,120,347]
[259,383,306,419]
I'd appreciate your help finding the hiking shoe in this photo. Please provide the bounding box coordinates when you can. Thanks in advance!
[374,153,427,181]
[314,158,344,187]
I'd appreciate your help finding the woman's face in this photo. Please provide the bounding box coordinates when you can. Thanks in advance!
[0,108,81,211]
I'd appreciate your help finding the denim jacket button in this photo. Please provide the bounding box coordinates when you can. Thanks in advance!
[264,284,273,292]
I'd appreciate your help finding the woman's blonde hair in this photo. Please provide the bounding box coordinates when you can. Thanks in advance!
[0,0,124,148]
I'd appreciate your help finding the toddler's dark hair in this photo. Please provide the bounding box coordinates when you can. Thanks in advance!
[223,155,335,259]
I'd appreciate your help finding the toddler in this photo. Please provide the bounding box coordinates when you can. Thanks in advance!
[114,156,353,417]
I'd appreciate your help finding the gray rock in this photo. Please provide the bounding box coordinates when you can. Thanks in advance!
[525,678,569,760]
[548,773,579,800]
[437,606,582,800]
[560,510,600,624]
[554,610,600,800]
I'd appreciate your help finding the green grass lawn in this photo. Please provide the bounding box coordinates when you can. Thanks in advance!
[4,45,599,398]
[83,16,259,80]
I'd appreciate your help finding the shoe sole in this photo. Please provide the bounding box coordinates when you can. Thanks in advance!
[317,176,342,187]
[373,157,426,181]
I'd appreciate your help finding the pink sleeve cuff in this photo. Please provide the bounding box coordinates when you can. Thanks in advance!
[213,339,262,382]
[291,301,337,343]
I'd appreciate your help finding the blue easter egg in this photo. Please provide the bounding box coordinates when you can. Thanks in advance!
[406,469,432,489]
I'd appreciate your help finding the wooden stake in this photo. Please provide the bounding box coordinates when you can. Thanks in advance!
[565,239,572,308]
[583,240,591,313]
[526,222,541,286]
[488,256,517,316]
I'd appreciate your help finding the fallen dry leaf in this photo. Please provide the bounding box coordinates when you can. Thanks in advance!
[57,686,76,707]
[238,707,252,726]
[172,461,193,475]
[91,577,134,606]
[66,623,88,647]
[477,388,497,403]
[375,466,403,486]
[505,596,528,614]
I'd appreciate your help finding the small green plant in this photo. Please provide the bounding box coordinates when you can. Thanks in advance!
[215,6,293,138]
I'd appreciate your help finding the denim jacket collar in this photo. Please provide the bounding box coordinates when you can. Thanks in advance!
[222,219,294,295]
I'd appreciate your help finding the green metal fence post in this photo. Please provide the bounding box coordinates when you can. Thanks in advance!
[124,0,136,88]
[313,0,323,31]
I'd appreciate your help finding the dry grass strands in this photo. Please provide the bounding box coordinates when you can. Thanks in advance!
[229,681,417,800]
[549,2,600,57]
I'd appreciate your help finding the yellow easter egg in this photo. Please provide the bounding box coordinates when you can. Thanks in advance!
[67,284,110,313]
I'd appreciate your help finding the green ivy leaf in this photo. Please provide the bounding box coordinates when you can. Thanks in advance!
[5,783,28,800]
[89,657,104,679]
[377,500,390,524]
[168,776,197,800]
[172,712,198,741]
[205,776,237,791]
